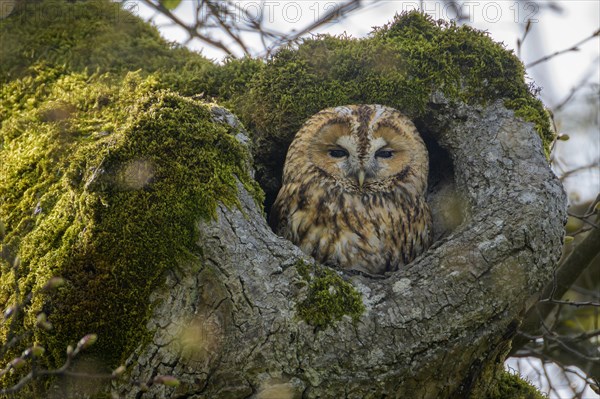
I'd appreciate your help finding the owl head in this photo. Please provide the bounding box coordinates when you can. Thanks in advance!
[283,104,429,197]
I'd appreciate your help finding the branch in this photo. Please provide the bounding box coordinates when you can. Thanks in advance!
[512,338,600,385]
[559,164,600,183]
[273,0,362,45]
[526,29,600,68]
[545,217,599,304]
[138,0,365,58]
[552,61,600,112]
[567,216,599,233]
[0,335,103,395]
[538,298,600,307]
[139,0,235,56]
[205,2,251,56]
[516,19,532,59]
[0,333,179,395]
[512,221,600,353]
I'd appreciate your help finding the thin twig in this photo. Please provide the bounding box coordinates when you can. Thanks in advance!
[567,214,599,230]
[538,298,600,307]
[527,29,600,68]
[516,19,533,59]
[560,164,600,183]
[205,1,250,55]
[140,0,235,56]
[139,0,365,59]
[553,61,600,112]
[540,325,600,362]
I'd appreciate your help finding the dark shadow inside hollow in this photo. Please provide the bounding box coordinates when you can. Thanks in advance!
[253,147,285,217]
[416,121,466,242]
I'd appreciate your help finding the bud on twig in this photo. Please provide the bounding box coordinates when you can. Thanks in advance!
[31,344,45,357]
[76,334,98,351]
[10,357,25,369]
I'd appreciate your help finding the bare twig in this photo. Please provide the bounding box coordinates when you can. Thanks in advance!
[0,334,104,395]
[553,60,600,112]
[511,216,600,357]
[526,29,600,68]
[538,298,600,307]
[516,19,533,58]
[139,0,235,56]
[559,164,600,183]
[567,211,600,229]
[136,0,365,59]
[570,285,600,300]
[205,1,251,56]
[272,1,362,46]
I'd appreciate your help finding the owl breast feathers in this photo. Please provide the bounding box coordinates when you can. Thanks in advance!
[270,104,432,275]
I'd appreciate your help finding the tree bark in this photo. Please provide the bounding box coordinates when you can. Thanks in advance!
[117,98,567,398]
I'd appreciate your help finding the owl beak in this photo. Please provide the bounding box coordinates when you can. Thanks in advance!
[357,169,365,187]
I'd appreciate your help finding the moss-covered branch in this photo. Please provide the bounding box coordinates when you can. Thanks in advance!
[0,65,261,390]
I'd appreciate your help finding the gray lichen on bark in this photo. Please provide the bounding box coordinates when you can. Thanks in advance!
[118,98,566,398]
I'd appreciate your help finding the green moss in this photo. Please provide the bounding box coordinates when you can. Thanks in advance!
[0,0,219,93]
[0,66,260,386]
[486,370,547,399]
[230,12,554,207]
[0,3,263,391]
[506,98,554,149]
[205,57,265,102]
[295,261,365,329]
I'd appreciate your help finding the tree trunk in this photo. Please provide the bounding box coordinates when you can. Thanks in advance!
[116,97,566,399]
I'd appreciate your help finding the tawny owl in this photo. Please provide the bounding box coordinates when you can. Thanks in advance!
[270,104,432,275]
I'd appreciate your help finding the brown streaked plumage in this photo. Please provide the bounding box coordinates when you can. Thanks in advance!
[270,104,432,275]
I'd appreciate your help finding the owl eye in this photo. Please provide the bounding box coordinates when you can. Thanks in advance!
[375,149,394,159]
[328,149,349,158]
